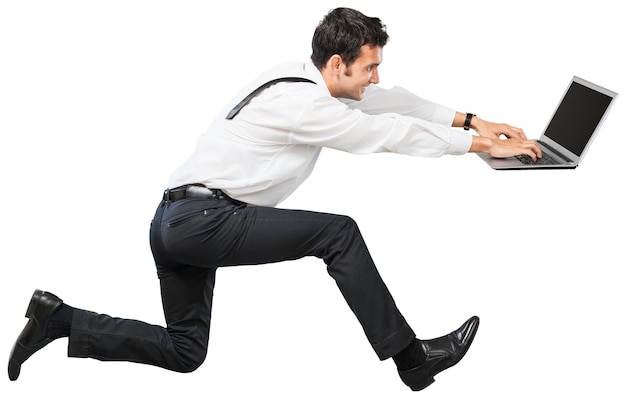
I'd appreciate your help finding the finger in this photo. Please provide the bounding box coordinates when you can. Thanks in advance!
[525,141,541,160]
[507,126,527,140]
[531,141,542,158]
[535,143,543,158]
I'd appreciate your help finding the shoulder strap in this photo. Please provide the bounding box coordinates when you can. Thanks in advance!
[225,77,316,120]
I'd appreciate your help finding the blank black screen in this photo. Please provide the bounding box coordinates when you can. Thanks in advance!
[544,81,613,156]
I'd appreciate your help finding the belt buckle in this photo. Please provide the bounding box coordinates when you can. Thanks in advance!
[186,185,217,199]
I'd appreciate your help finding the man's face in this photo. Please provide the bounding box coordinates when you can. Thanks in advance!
[335,44,382,100]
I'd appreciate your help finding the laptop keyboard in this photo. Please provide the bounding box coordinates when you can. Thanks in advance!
[515,152,561,166]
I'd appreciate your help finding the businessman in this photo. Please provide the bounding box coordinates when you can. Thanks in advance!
[9,7,541,391]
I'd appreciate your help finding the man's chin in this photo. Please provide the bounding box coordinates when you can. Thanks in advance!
[351,90,366,101]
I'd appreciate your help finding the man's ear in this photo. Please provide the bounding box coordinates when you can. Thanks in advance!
[325,54,344,75]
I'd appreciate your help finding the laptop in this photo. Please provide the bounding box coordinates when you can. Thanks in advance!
[477,76,618,169]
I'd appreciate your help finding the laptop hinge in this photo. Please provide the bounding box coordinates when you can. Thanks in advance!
[540,140,573,164]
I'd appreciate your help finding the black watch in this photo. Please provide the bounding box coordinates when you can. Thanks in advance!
[464,113,475,131]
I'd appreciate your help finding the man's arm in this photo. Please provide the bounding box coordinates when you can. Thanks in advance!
[341,86,541,159]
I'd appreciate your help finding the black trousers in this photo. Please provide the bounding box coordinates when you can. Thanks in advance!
[67,196,415,372]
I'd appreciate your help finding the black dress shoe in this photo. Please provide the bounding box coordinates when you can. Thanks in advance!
[398,316,480,391]
[8,290,63,381]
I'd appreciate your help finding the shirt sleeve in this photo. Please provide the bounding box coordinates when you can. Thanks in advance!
[340,85,457,126]
[293,96,471,157]
[235,83,472,157]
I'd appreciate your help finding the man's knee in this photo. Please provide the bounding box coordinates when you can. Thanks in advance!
[334,214,360,232]
[172,347,208,373]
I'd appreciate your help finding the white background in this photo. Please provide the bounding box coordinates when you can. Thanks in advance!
[1,1,624,399]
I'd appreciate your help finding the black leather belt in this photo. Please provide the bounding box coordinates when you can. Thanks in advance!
[163,184,229,202]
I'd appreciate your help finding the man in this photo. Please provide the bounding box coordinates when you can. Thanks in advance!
[8,8,541,391]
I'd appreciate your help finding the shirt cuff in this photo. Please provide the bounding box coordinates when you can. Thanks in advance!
[447,130,473,155]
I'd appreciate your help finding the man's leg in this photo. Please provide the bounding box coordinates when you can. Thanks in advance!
[158,200,416,360]
[67,201,217,372]
[8,200,219,378]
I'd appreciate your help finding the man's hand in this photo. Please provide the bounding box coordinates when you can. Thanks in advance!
[471,116,527,141]
[454,113,528,141]
[470,136,542,160]
[489,137,542,160]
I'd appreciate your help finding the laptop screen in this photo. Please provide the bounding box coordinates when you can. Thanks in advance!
[544,81,613,156]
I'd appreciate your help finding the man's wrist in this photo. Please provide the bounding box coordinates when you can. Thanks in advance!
[470,115,486,133]
[469,135,493,153]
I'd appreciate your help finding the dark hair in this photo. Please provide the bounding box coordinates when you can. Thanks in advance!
[311,8,389,70]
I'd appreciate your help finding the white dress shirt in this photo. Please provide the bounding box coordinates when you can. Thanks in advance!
[168,61,472,206]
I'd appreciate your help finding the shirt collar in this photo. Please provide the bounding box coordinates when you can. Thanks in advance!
[304,61,330,96]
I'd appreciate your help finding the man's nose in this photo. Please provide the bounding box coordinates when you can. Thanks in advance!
[370,69,379,84]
